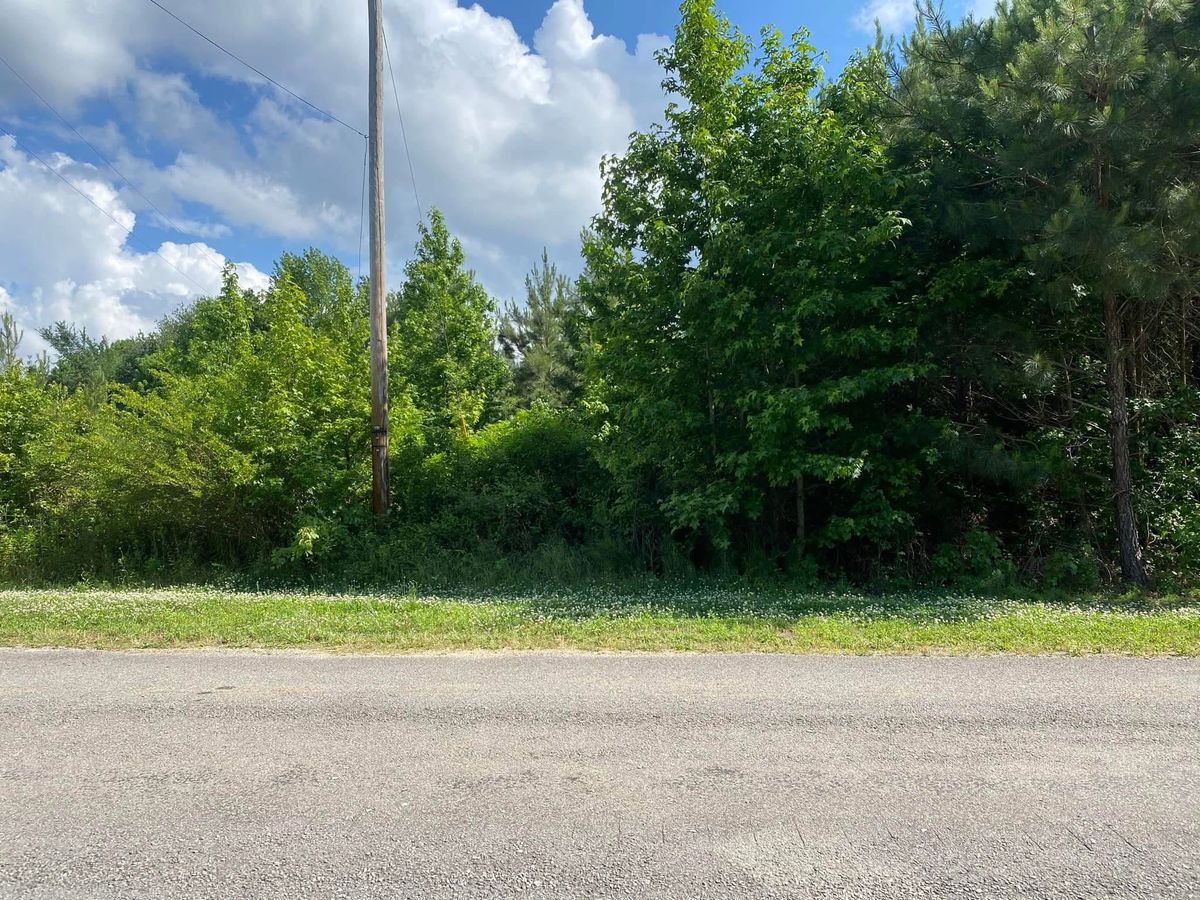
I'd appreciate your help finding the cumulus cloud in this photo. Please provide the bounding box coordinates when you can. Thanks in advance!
[852,0,916,34]
[0,136,267,344]
[0,0,671,341]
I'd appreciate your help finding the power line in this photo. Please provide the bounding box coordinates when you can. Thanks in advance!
[141,0,374,277]
[381,18,425,223]
[9,135,213,296]
[0,50,227,271]
[145,0,368,139]
[357,137,368,282]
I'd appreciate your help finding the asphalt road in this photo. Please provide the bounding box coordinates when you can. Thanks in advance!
[0,650,1196,899]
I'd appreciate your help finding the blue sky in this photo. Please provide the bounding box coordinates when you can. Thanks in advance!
[482,0,869,67]
[0,0,990,351]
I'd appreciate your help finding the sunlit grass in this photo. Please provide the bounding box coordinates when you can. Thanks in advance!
[0,585,1196,655]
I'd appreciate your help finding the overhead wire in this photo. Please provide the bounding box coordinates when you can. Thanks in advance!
[10,2,397,297]
[8,135,213,296]
[357,137,368,281]
[0,50,228,271]
[145,0,384,271]
[381,18,425,223]
[144,0,367,139]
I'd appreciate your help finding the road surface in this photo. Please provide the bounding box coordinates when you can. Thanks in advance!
[0,649,1197,898]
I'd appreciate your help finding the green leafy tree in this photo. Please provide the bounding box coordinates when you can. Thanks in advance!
[37,322,163,399]
[273,247,361,326]
[581,0,930,569]
[0,362,54,526]
[11,257,421,572]
[891,0,1200,584]
[499,250,584,409]
[390,209,510,437]
[154,266,255,377]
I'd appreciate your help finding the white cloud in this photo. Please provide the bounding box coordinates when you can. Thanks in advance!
[0,136,266,344]
[160,152,334,240]
[0,0,670,333]
[854,0,1001,34]
[853,0,916,34]
[0,1,138,112]
[149,215,232,241]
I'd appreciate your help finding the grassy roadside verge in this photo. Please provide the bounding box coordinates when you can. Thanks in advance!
[0,586,1197,655]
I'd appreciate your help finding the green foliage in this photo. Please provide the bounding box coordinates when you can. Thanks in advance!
[27,386,256,572]
[0,238,614,584]
[1,259,420,578]
[1139,394,1200,587]
[388,407,614,576]
[581,3,932,571]
[1,0,1197,592]
[890,0,1200,584]
[499,250,584,409]
[931,529,1016,588]
[389,209,511,438]
[0,362,57,575]
[37,322,163,400]
[0,312,22,372]
[259,405,626,585]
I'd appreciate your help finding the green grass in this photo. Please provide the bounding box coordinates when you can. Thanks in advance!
[0,585,1197,655]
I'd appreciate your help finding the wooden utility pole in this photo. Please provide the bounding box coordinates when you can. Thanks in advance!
[368,0,389,517]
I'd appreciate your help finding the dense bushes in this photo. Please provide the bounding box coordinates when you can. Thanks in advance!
[0,242,625,585]
[1,0,1198,590]
[285,407,631,585]
[0,256,378,578]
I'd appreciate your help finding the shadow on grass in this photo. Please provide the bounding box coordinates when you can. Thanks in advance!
[397,583,1196,625]
[4,578,1194,628]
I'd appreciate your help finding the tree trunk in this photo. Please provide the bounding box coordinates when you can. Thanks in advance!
[1103,292,1150,586]
[795,474,806,552]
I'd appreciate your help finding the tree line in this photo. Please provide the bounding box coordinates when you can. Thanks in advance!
[1,0,1197,589]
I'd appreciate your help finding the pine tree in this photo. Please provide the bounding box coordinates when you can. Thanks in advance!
[893,0,1200,584]
[498,250,583,409]
[0,312,21,372]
